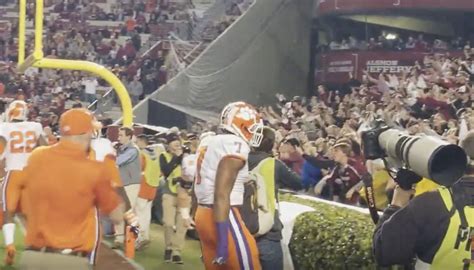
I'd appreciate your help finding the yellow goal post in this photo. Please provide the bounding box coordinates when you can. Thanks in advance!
[17,0,133,127]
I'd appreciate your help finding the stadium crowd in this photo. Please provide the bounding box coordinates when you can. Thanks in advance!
[174,49,474,210]
[0,0,255,137]
[324,33,473,52]
[0,0,203,133]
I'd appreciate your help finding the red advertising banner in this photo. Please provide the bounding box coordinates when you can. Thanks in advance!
[315,51,464,84]
[317,0,474,15]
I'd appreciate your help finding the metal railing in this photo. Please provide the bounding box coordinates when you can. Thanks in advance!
[87,88,116,115]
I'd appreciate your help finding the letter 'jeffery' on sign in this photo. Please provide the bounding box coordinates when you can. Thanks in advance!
[366,60,411,74]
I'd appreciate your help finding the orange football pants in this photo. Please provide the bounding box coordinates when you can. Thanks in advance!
[2,170,27,215]
[195,206,261,270]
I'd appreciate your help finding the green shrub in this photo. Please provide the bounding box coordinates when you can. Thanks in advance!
[281,194,376,270]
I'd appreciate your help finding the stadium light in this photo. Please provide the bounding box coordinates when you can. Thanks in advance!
[385,33,398,40]
[17,0,133,128]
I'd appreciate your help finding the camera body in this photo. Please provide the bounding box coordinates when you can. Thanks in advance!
[182,145,191,155]
[361,120,389,160]
[362,120,468,187]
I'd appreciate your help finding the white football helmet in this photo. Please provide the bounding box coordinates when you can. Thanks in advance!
[6,100,28,122]
[220,102,263,147]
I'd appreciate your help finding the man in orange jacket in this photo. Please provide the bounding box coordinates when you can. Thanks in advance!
[3,109,138,269]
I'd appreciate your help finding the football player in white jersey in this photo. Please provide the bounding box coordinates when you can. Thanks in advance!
[179,132,216,228]
[194,102,263,270]
[0,100,48,265]
[89,118,125,190]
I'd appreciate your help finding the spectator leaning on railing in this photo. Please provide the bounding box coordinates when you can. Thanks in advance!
[313,137,367,205]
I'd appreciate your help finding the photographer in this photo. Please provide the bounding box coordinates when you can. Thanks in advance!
[373,131,474,269]
[159,133,187,264]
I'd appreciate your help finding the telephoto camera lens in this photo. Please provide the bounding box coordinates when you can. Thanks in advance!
[378,129,467,187]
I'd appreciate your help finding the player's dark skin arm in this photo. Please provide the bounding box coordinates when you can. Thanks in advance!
[213,157,245,222]
[190,188,198,218]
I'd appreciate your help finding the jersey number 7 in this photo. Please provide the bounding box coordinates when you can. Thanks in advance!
[195,146,208,185]
[10,131,37,154]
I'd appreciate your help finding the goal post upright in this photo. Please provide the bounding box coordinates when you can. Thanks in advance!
[17,0,133,127]
[18,0,26,65]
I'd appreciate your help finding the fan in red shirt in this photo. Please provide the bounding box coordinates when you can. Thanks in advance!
[314,137,367,205]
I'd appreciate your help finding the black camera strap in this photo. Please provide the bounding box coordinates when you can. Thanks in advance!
[362,173,379,224]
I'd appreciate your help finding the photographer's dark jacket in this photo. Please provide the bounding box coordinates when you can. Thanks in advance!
[374,179,474,269]
[247,151,302,241]
[159,152,183,195]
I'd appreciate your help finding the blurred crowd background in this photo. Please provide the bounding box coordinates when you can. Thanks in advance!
[0,0,251,131]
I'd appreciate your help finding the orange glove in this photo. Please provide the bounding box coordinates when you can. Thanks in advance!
[4,244,15,265]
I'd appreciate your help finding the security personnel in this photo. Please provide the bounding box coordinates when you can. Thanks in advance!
[373,131,474,269]
[159,133,187,264]
[246,127,302,270]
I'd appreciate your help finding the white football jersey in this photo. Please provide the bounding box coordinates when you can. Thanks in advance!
[194,134,250,206]
[182,153,197,181]
[90,138,116,162]
[0,122,43,171]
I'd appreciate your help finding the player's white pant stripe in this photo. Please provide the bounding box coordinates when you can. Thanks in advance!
[2,171,11,212]
[89,207,100,265]
[229,210,251,270]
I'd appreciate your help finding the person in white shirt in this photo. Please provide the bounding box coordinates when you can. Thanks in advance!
[128,76,143,105]
[82,77,99,104]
